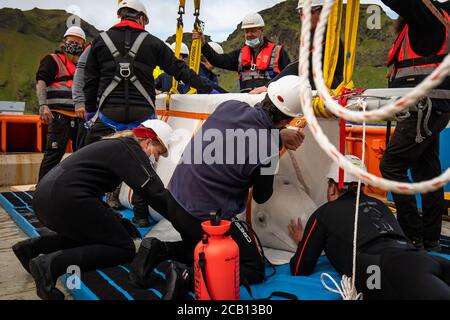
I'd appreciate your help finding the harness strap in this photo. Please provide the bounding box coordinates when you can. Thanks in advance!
[130,75,157,111]
[395,54,447,69]
[100,32,121,59]
[422,0,450,29]
[88,31,153,129]
[198,245,215,300]
[128,33,149,58]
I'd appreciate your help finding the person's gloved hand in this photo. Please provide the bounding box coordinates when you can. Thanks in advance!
[249,86,268,94]
[39,105,54,124]
[75,106,87,120]
[192,29,205,46]
[280,127,305,151]
[288,218,304,245]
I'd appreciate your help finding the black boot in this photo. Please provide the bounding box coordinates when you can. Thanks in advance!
[129,238,169,289]
[29,252,65,300]
[12,237,41,274]
[424,240,442,252]
[156,261,194,300]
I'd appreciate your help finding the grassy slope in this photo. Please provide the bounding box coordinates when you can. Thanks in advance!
[0,3,395,112]
[0,8,98,114]
[0,30,57,114]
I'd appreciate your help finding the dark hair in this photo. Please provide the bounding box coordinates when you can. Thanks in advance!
[328,178,360,194]
[261,94,292,125]
[118,7,144,22]
[394,17,406,35]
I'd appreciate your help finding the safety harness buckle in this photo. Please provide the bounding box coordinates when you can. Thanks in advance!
[119,63,131,78]
[250,64,257,71]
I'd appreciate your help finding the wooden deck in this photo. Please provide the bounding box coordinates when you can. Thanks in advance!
[0,205,72,300]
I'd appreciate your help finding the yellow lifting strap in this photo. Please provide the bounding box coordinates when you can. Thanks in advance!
[313,0,360,118]
[341,0,360,90]
[187,0,204,95]
[169,0,187,98]
[323,0,343,89]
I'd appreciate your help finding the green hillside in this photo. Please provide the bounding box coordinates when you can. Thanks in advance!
[211,1,395,91]
[0,8,99,114]
[0,2,396,113]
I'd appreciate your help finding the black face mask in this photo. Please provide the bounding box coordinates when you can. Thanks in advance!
[64,42,83,56]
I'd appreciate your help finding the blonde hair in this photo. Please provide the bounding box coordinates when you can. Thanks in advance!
[103,130,162,147]
[103,130,141,142]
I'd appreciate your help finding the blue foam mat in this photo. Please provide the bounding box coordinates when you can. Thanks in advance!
[1,192,449,300]
[0,192,39,237]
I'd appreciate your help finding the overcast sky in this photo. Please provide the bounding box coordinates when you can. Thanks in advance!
[1,0,397,42]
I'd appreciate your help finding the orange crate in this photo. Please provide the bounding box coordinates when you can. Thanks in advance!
[0,115,42,152]
[346,126,394,197]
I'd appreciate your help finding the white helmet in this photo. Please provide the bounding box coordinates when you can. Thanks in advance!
[267,75,303,118]
[208,42,224,55]
[297,0,325,10]
[64,26,86,42]
[241,13,265,29]
[118,0,149,22]
[170,42,190,56]
[326,155,368,184]
[140,119,173,157]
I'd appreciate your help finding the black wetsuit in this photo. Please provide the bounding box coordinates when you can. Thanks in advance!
[290,191,450,300]
[380,0,450,246]
[32,137,169,282]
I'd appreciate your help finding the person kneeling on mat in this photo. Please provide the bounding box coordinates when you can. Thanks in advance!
[128,76,306,291]
[12,119,174,300]
[289,155,450,300]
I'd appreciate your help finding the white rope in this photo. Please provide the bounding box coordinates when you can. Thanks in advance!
[351,99,367,295]
[298,0,450,195]
[320,273,363,300]
[319,100,367,300]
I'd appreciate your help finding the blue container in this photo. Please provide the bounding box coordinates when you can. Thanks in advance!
[387,125,450,208]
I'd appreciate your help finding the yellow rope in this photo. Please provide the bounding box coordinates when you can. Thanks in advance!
[169,0,187,98]
[187,0,204,95]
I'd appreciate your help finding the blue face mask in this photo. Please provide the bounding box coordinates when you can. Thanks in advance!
[245,37,261,48]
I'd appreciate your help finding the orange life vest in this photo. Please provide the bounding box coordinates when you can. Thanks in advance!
[237,41,282,90]
[46,53,76,111]
[387,10,450,100]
